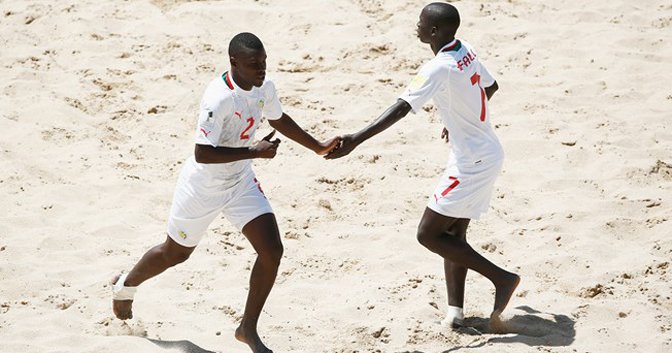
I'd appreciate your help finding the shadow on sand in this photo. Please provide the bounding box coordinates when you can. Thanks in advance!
[147,338,219,353]
[438,305,576,352]
[144,307,574,353]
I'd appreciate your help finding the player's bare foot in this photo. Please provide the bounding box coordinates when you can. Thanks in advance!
[489,309,507,333]
[492,272,520,315]
[235,325,273,353]
[111,274,134,320]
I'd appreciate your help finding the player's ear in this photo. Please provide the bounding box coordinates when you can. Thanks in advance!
[229,56,237,67]
[430,26,438,36]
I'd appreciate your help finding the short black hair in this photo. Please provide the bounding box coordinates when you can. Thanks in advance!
[228,32,264,57]
[425,2,460,34]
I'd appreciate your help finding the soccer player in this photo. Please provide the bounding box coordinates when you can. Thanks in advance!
[326,3,520,327]
[111,32,339,353]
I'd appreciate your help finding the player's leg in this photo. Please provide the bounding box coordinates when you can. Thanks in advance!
[112,235,196,320]
[417,208,519,314]
[444,218,469,308]
[441,218,469,327]
[112,164,219,321]
[234,213,282,353]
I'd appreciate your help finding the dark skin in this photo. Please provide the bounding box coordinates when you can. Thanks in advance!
[195,48,338,164]
[326,3,518,320]
[113,46,339,353]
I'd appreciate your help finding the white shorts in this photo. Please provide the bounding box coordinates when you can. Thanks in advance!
[167,165,273,248]
[428,159,502,220]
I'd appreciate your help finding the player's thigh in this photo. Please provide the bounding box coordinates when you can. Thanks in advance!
[167,184,224,248]
[242,213,283,258]
[224,176,282,255]
[418,207,461,240]
[447,218,470,241]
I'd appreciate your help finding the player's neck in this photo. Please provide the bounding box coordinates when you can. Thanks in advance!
[431,36,456,55]
[230,70,253,91]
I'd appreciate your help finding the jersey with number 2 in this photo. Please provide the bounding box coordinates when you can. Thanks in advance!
[193,72,284,182]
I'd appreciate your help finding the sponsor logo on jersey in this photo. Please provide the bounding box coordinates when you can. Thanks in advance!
[178,230,188,239]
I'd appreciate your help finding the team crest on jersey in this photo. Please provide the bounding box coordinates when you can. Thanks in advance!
[257,100,264,108]
[178,230,188,239]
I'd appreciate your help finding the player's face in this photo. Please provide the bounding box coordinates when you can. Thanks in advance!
[416,11,432,43]
[235,48,267,88]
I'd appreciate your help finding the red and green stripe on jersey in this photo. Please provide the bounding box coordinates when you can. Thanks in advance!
[441,40,462,53]
[222,72,235,90]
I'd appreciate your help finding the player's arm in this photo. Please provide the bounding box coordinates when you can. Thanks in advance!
[485,80,498,100]
[194,130,280,164]
[325,99,411,159]
[268,113,339,155]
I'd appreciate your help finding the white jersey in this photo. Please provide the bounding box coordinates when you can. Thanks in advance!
[190,72,283,189]
[399,39,503,169]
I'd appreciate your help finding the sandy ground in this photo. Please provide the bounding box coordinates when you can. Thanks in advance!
[1,0,671,352]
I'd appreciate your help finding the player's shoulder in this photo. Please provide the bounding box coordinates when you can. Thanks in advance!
[459,39,481,56]
[459,39,475,49]
[436,39,481,70]
[423,55,452,76]
[210,75,235,98]
[202,75,235,109]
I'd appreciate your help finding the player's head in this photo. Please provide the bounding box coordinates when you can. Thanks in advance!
[228,32,267,88]
[416,2,460,44]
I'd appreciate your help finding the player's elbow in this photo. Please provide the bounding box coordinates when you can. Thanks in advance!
[268,113,288,130]
[485,81,499,99]
[268,118,281,130]
[395,99,412,116]
[194,144,214,164]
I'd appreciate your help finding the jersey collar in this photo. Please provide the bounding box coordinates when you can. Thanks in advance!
[222,71,258,96]
[222,71,236,90]
[439,39,461,54]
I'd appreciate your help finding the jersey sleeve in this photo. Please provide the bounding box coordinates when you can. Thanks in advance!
[478,61,496,88]
[194,95,234,147]
[261,80,283,120]
[398,62,447,114]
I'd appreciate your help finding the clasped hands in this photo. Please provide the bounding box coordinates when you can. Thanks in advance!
[323,127,449,160]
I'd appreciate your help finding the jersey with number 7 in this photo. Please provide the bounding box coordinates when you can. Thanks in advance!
[399,39,503,169]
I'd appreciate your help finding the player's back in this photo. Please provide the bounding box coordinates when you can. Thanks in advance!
[433,39,503,169]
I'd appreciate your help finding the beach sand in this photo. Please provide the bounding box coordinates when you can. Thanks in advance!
[1,0,671,352]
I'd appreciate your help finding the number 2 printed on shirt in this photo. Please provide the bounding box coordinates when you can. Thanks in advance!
[240,117,254,140]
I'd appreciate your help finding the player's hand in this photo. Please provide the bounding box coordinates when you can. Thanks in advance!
[314,136,341,155]
[251,130,281,159]
[324,134,358,160]
[441,127,449,143]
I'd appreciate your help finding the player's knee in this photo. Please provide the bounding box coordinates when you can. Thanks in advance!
[260,243,284,266]
[162,247,193,266]
[416,224,437,249]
